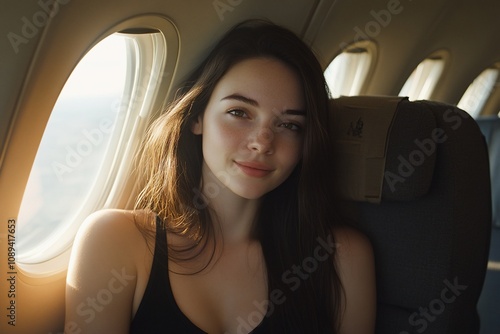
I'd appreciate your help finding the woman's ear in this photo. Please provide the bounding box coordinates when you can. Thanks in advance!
[191,116,203,135]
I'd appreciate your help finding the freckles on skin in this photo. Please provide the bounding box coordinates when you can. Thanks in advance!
[197,57,306,199]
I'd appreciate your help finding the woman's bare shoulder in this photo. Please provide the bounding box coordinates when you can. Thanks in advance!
[332,225,374,260]
[78,208,154,240]
[331,225,375,284]
[331,225,376,333]
[66,209,156,332]
[71,209,156,268]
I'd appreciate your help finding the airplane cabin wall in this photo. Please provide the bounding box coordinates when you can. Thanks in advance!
[0,0,499,333]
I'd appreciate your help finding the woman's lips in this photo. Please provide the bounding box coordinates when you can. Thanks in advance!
[235,161,274,178]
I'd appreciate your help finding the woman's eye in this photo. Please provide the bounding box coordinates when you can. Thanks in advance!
[228,109,247,118]
[280,122,302,132]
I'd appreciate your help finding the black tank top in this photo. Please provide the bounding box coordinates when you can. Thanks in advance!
[130,216,272,333]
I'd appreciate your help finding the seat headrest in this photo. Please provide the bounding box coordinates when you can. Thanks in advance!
[330,96,437,203]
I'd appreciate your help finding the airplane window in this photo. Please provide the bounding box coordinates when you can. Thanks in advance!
[399,56,445,101]
[324,42,374,98]
[457,67,499,118]
[16,31,167,274]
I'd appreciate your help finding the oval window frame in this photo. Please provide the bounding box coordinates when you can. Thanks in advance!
[457,64,500,118]
[324,40,377,98]
[399,50,449,101]
[15,15,179,278]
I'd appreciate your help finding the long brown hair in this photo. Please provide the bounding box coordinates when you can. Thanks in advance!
[134,20,343,332]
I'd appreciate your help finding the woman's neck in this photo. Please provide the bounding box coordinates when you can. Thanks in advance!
[200,165,261,244]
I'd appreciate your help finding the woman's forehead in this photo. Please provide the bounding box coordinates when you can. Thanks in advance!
[211,57,305,110]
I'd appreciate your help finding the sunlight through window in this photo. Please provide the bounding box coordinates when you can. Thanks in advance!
[17,34,127,267]
[399,56,445,101]
[458,68,499,118]
[325,43,375,98]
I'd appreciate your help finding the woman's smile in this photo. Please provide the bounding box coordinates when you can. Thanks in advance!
[234,160,275,178]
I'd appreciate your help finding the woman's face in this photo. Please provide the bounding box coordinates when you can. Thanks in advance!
[192,57,306,200]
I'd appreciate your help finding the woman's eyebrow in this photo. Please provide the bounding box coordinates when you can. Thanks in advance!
[221,93,306,115]
[221,94,259,106]
[283,109,306,116]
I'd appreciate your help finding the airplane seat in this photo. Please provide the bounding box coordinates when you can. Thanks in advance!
[330,96,491,334]
[476,115,500,228]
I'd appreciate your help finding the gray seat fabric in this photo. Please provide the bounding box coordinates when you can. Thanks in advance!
[330,96,491,334]
[476,116,500,227]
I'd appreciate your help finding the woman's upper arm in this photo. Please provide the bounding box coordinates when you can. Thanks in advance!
[334,226,377,334]
[65,210,139,334]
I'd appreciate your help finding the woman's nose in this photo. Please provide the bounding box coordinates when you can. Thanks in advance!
[247,126,275,155]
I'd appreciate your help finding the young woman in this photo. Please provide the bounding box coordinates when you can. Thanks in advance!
[65,20,376,333]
